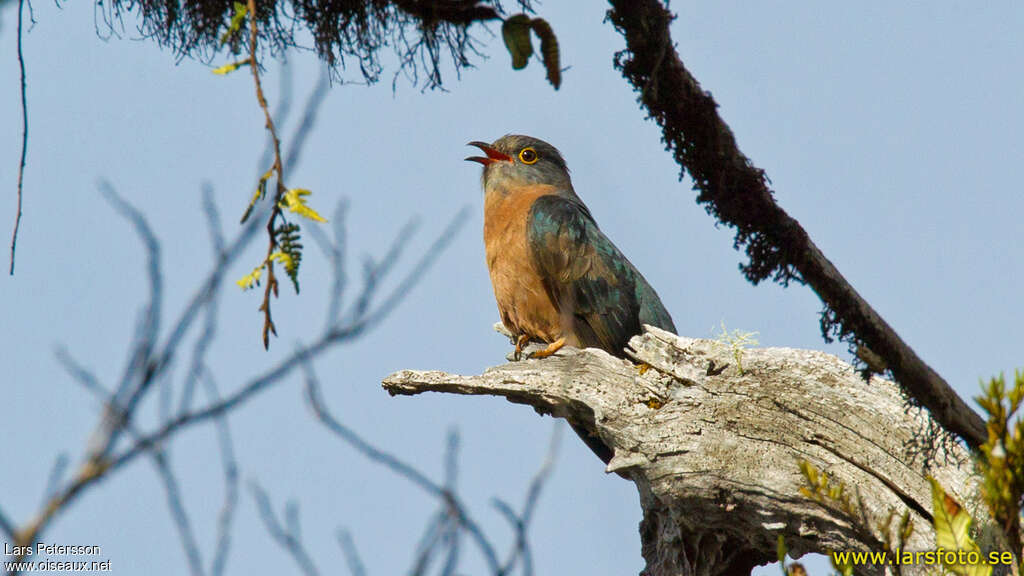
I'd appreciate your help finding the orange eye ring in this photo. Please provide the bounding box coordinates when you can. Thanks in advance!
[518,147,539,164]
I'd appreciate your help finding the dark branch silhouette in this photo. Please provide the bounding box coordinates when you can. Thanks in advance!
[9,0,30,275]
[606,0,985,448]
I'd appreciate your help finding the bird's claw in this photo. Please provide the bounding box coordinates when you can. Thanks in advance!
[528,337,565,359]
[513,334,530,361]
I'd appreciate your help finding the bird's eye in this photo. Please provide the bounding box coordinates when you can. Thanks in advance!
[518,147,539,164]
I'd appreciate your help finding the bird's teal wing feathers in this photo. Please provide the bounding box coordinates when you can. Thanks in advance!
[527,195,675,356]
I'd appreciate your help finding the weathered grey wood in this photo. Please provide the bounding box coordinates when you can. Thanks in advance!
[383,326,982,576]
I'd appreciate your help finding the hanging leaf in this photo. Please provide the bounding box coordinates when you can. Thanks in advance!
[530,18,561,89]
[502,14,533,70]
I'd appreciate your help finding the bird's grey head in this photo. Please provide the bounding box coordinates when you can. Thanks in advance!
[465,134,572,194]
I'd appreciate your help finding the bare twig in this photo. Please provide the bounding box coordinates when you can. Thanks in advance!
[606,0,986,447]
[55,346,110,400]
[307,200,349,330]
[94,181,163,461]
[258,62,294,172]
[250,482,321,576]
[496,421,562,576]
[10,0,29,275]
[335,529,367,576]
[204,372,239,576]
[303,363,501,573]
[0,506,14,542]
[409,510,447,576]
[439,429,461,576]
[152,448,205,576]
[284,71,330,174]
[41,454,70,509]
[328,206,470,340]
[179,189,224,416]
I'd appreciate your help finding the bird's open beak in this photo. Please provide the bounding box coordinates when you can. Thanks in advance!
[465,141,512,166]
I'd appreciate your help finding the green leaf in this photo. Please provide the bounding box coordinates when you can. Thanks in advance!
[219,2,249,45]
[502,14,533,70]
[929,478,992,576]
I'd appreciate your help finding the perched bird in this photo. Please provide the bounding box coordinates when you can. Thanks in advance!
[466,134,676,361]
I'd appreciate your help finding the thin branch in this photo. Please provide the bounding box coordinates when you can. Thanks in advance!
[152,448,205,576]
[41,454,69,510]
[247,0,287,350]
[328,206,470,340]
[348,217,420,326]
[0,506,14,542]
[303,363,501,573]
[335,529,367,576]
[492,501,532,576]
[55,346,110,400]
[258,61,294,172]
[284,71,330,174]
[606,0,986,448]
[10,0,29,275]
[250,482,320,576]
[201,183,226,256]
[204,372,239,576]
[496,421,562,576]
[95,181,163,461]
[409,510,447,576]
[307,200,349,330]
[304,360,443,496]
[178,280,219,416]
[440,429,461,576]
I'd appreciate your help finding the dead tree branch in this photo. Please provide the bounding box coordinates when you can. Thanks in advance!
[384,326,983,576]
[605,0,986,449]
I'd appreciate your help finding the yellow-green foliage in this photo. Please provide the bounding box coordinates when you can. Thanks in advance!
[929,478,992,576]
[236,264,263,290]
[235,188,325,295]
[219,2,249,45]
[975,370,1024,566]
[798,460,914,576]
[714,321,759,375]
[280,188,327,223]
[211,58,251,75]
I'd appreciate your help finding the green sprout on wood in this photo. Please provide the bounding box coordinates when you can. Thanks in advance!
[713,321,759,375]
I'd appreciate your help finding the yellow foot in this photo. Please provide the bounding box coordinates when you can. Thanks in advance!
[514,334,531,361]
[637,363,651,375]
[529,337,566,359]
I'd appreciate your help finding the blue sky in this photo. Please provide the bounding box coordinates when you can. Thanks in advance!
[2,2,1022,575]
